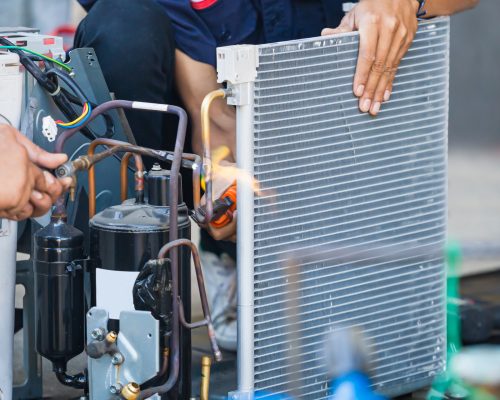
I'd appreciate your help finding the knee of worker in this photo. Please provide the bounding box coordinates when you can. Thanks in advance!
[74,0,175,98]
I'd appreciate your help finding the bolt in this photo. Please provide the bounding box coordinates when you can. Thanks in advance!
[109,383,123,394]
[91,327,105,341]
[111,352,124,365]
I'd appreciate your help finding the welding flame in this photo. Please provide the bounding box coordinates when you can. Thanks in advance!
[206,145,262,197]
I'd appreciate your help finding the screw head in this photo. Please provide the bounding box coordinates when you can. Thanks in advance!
[111,352,125,365]
[91,328,105,341]
[109,383,123,394]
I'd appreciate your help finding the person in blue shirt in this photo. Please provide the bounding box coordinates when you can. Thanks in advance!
[74,0,478,350]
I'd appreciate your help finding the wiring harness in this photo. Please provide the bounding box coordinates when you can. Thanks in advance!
[0,37,112,139]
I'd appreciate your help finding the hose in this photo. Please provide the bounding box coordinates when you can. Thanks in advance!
[53,363,87,390]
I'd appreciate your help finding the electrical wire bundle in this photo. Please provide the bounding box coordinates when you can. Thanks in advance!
[0,37,113,139]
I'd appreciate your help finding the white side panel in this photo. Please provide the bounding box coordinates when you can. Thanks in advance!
[95,269,140,319]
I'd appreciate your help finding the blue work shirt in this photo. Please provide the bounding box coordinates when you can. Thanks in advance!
[78,0,344,67]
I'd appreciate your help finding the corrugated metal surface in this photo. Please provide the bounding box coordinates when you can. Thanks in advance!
[249,19,449,398]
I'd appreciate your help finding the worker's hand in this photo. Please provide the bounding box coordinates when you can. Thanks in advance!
[322,0,419,116]
[0,124,71,220]
[200,160,237,242]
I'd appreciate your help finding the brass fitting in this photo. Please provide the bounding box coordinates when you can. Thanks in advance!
[106,331,117,344]
[72,155,92,171]
[200,356,212,400]
[121,382,140,400]
[69,176,77,202]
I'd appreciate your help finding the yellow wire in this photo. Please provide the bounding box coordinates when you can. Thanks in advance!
[56,103,89,127]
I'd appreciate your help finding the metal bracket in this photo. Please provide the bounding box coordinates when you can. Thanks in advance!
[86,307,160,400]
[225,82,254,106]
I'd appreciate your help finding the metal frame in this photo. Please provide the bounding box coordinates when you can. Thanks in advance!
[217,45,259,398]
[0,220,18,400]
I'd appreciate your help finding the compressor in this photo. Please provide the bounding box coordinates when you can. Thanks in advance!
[33,100,221,400]
[87,165,192,399]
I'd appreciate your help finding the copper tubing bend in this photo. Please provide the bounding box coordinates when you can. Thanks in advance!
[138,238,221,399]
[200,89,229,222]
[87,138,144,217]
[120,152,144,203]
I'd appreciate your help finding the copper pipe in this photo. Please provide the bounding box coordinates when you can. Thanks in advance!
[139,238,220,399]
[190,154,202,211]
[156,239,221,362]
[200,356,212,400]
[137,105,187,398]
[88,139,134,217]
[200,89,229,222]
[139,347,169,390]
[120,152,133,202]
[120,152,144,202]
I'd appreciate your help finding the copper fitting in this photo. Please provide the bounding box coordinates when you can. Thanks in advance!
[69,176,77,202]
[121,382,140,400]
[106,331,117,344]
[200,356,212,400]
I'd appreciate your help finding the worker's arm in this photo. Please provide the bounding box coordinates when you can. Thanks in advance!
[0,124,70,220]
[175,50,236,162]
[425,0,479,16]
[175,50,238,241]
[322,0,479,116]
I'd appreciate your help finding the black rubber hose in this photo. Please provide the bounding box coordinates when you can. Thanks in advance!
[53,363,87,390]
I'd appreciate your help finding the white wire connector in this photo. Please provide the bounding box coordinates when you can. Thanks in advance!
[42,116,58,142]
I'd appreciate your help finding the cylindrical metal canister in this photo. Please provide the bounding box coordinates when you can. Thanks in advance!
[89,168,192,398]
[34,217,85,368]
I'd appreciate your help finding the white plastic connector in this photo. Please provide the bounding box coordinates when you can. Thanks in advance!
[42,116,58,142]
[216,45,258,85]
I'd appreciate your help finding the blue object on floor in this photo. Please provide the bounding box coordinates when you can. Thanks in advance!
[328,371,388,400]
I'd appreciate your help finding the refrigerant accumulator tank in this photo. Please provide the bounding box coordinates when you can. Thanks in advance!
[88,165,192,398]
[34,215,87,388]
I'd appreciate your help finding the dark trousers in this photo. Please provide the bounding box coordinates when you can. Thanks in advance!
[75,0,236,258]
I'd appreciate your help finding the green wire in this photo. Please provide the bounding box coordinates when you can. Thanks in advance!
[0,45,72,72]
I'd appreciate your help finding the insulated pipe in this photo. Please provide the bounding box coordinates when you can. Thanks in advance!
[0,220,17,400]
[200,89,229,223]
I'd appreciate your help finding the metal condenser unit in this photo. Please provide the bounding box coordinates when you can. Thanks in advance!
[217,18,449,399]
